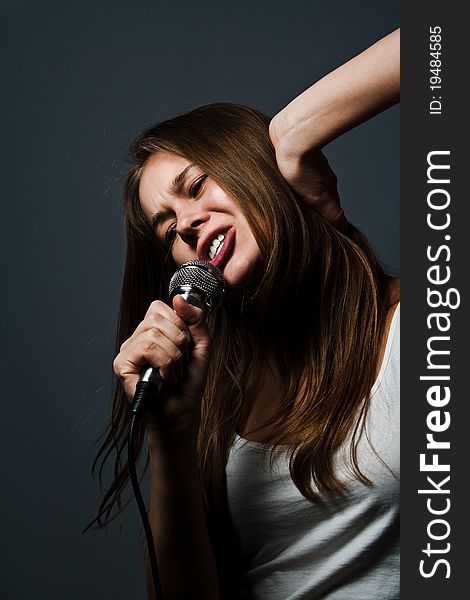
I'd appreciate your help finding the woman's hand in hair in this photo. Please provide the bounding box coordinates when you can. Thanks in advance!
[113,296,210,437]
[270,134,349,232]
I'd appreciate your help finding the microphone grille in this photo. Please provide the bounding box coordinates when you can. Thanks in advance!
[168,260,225,312]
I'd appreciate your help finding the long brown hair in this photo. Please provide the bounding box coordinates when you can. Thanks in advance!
[90,102,389,527]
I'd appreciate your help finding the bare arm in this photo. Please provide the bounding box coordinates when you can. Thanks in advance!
[269,28,400,228]
[145,430,220,600]
[114,297,220,599]
[270,28,399,154]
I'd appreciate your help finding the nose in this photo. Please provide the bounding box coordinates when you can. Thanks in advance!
[176,204,210,245]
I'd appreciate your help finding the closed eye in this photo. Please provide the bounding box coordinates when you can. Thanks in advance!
[165,222,177,245]
[189,175,207,198]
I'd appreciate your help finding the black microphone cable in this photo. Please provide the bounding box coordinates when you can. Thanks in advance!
[127,379,163,600]
[127,260,225,600]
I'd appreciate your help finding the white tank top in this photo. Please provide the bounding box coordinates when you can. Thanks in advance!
[226,304,400,599]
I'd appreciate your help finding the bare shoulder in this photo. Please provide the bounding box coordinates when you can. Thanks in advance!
[383,276,400,334]
[375,276,400,378]
[386,276,400,311]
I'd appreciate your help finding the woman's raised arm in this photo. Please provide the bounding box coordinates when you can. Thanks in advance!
[270,28,399,229]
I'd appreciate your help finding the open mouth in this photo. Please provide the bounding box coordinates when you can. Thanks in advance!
[203,228,235,270]
[208,233,226,260]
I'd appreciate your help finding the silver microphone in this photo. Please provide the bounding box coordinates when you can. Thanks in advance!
[168,259,225,311]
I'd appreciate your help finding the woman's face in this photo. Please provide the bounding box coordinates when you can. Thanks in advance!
[139,151,261,288]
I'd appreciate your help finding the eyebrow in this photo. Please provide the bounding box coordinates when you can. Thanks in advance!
[151,209,171,231]
[150,163,198,232]
[169,163,197,195]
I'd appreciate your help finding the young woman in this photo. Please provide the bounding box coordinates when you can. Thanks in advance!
[94,29,400,599]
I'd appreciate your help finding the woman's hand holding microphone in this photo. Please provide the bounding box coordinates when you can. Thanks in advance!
[113,295,211,440]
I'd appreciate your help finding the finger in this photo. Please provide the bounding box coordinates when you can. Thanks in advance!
[144,300,176,321]
[172,295,205,326]
[144,300,189,333]
[172,296,211,365]
[115,332,185,384]
[124,301,190,346]
[321,205,350,233]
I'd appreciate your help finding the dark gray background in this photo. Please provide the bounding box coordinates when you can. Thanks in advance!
[1,1,399,598]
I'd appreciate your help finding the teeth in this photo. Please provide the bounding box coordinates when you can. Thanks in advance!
[208,233,226,260]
